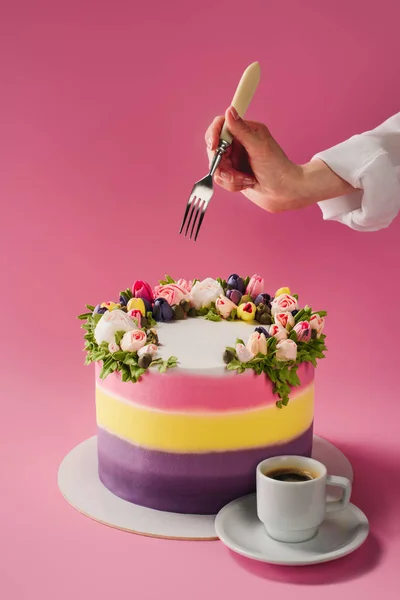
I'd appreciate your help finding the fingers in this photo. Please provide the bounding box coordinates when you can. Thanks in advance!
[205,115,224,151]
[214,166,256,192]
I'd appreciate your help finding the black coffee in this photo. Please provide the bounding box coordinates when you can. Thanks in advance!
[264,467,316,482]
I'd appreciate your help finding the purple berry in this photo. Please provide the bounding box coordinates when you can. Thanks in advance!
[153,298,174,322]
[93,304,107,315]
[255,326,271,338]
[226,288,243,305]
[292,309,299,316]
[254,293,271,307]
[119,295,128,306]
[226,273,246,294]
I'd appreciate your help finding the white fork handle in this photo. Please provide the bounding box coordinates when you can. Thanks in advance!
[220,61,261,145]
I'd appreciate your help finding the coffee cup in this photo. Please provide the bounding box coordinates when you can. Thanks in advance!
[256,455,352,543]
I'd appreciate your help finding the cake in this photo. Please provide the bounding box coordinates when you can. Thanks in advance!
[78,274,327,515]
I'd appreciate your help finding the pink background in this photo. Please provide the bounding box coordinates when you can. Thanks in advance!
[1,1,400,598]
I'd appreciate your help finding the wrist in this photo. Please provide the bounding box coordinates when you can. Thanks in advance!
[298,159,357,205]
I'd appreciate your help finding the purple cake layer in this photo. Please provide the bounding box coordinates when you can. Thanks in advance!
[97,425,313,514]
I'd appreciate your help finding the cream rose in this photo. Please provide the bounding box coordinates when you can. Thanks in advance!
[274,311,295,330]
[94,309,137,345]
[276,339,298,361]
[310,314,325,338]
[271,293,298,315]
[246,331,267,355]
[235,343,254,363]
[137,344,158,358]
[269,323,288,341]
[215,294,237,319]
[108,342,120,354]
[293,321,312,342]
[120,329,147,352]
[176,278,193,293]
[190,278,223,309]
[154,283,189,306]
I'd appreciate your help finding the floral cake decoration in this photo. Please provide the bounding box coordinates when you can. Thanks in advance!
[78,273,327,407]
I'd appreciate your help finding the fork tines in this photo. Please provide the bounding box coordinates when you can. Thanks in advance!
[179,194,207,241]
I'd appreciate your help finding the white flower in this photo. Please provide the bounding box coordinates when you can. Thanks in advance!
[108,342,120,353]
[94,309,137,345]
[269,323,288,341]
[274,311,295,330]
[236,343,254,363]
[215,294,237,319]
[246,331,267,355]
[190,278,223,309]
[137,344,158,358]
[310,314,325,338]
[276,339,298,361]
[271,294,298,315]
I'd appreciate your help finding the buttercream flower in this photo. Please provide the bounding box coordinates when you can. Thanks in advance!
[246,331,267,355]
[132,280,154,303]
[127,297,146,317]
[237,302,256,321]
[93,304,107,315]
[236,343,254,363]
[176,278,193,293]
[120,329,147,352]
[269,323,288,341]
[293,320,312,342]
[101,301,120,311]
[254,293,271,307]
[127,309,142,328]
[246,274,264,299]
[153,298,174,322]
[310,314,325,338]
[215,294,237,319]
[255,326,270,338]
[154,283,190,306]
[190,278,223,309]
[137,343,158,358]
[94,309,137,345]
[226,289,242,305]
[275,286,291,297]
[274,311,295,330]
[227,274,246,294]
[108,342,120,354]
[271,293,298,315]
[276,339,298,361]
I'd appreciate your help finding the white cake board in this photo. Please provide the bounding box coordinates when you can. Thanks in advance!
[58,435,353,541]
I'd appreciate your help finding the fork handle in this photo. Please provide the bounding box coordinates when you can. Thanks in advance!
[220,62,261,145]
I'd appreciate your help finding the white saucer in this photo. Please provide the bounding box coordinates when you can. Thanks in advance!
[58,434,353,541]
[215,494,369,565]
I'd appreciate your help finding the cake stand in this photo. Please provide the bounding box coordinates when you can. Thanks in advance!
[58,435,353,541]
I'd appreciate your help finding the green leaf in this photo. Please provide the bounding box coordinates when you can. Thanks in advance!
[235,338,244,346]
[227,308,237,321]
[243,276,250,288]
[112,351,127,362]
[146,312,157,328]
[77,312,92,320]
[114,330,126,345]
[196,307,209,317]
[123,355,138,366]
[205,310,222,322]
[85,304,95,311]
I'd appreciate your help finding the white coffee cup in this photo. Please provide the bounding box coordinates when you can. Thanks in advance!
[256,455,352,543]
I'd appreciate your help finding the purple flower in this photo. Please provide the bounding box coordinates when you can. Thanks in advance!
[93,304,107,315]
[226,288,243,305]
[153,298,174,322]
[255,326,271,338]
[254,293,272,307]
[227,274,245,294]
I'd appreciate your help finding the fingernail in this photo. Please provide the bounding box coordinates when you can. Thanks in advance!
[229,106,239,120]
[220,171,232,181]
[243,177,255,185]
[206,137,213,149]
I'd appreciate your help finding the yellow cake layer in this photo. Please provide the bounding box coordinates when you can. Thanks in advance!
[95,383,314,452]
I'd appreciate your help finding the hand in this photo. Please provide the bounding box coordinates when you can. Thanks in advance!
[205,106,356,213]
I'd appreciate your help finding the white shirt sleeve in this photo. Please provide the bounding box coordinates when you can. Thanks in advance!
[313,113,400,231]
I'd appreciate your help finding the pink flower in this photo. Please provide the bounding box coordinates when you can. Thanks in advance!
[132,280,154,302]
[108,342,120,354]
[236,343,254,363]
[274,311,295,330]
[293,321,311,342]
[310,314,325,338]
[176,278,193,293]
[127,309,142,328]
[154,283,190,306]
[215,294,237,319]
[271,293,298,315]
[276,339,298,361]
[120,329,147,352]
[246,331,267,355]
[246,274,264,299]
[137,344,158,358]
[269,323,288,341]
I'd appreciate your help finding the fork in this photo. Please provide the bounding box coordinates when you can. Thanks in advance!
[179,61,261,241]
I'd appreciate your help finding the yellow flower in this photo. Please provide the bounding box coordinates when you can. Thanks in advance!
[237,302,256,321]
[101,301,120,311]
[275,286,291,297]
[127,297,146,316]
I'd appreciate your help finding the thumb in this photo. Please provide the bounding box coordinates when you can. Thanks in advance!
[224,106,256,150]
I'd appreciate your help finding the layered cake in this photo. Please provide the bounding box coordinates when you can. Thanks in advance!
[79,274,327,514]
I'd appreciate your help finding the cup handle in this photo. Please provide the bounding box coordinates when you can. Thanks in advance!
[325,475,352,513]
